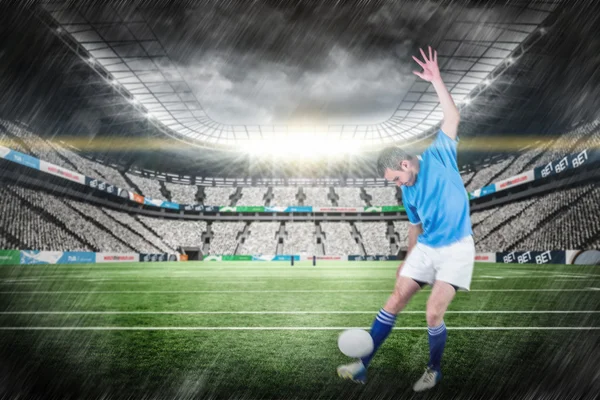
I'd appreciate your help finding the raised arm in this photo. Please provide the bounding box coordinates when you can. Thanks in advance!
[412,46,460,140]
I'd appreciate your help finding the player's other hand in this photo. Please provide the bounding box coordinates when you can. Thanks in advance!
[412,46,441,82]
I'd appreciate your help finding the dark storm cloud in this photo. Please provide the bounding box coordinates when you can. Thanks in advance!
[139,0,460,124]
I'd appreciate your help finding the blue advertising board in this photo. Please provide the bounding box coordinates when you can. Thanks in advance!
[20,251,96,264]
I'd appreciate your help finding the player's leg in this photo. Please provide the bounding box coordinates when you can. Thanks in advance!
[413,236,475,392]
[337,276,422,383]
[361,276,422,366]
[413,281,456,392]
[338,245,434,383]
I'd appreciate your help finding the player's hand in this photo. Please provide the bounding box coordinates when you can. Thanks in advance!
[412,46,441,82]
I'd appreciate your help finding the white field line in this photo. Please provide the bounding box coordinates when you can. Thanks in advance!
[0,310,598,315]
[0,288,598,294]
[0,326,597,331]
[1,273,597,282]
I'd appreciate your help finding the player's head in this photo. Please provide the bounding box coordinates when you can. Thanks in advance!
[377,146,418,187]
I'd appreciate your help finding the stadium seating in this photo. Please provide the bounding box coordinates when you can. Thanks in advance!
[466,120,600,189]
[49,143,135,191]
[126,173,164,200]
[165,182,197,204]
[355,222,390,255]
[474,184,599,251]
[271,187,299,206]
[366,187,399,205]
[334,187,366,207]
[208,222,245,254]
[237,222,279,254]
[283,222,317,255]
[236,187,267,206]
[303,187,333,207]
[3,117,600,257]
[6,185,135,252]
[204,187,236,206]
[471,198,537,249]
[137,216,206,250]
[392,221,410,249]
[0,185,91,251]
[0,123,29,154]
[102,208,174,253]
[320,222,361,255]
[67,199,164,253]
[466,156,516,192]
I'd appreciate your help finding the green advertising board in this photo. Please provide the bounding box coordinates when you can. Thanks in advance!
[221,255,253,261]
[0,250,20,265]
[235,206,265,213]
[382,205,405,212]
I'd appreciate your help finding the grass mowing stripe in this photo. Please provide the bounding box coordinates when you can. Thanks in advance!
[0,288,597,294]
[0,310,598,315]
[0,326,598,331]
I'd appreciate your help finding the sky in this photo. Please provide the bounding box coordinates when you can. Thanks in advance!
[144,0,458,125]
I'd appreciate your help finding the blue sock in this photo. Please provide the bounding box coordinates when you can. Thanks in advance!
[427,322,447,372]
[360,308,396,367]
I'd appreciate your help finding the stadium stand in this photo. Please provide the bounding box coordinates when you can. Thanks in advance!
[320,222,361,255]
[236,187,267,206]
[392,221,410,249]
[514,186,600,250]
[0,186,91,251]
[237,222,279,254]
[165,182,197,204]
[126,173,164,200]
[465,119,600,190]
[303,187,333,207]
[204,187,236,206]
[6,185,133,252]
[271,187,299,206]
[137,216,206,250]
[48,143,135,191]
[470,208,497,226]
[102,208,174,253]
[0,123,29,154]
[471,198,537,249]
[466,156,516,192]
[366,187,399,205]
[282,222,317,255]
[356,222,390,255]
[67,199,163,253]
[208,222,245,254]
[474,184,599,251]
[334,187,366,207]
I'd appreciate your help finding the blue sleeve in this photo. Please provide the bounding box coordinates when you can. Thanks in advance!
[426,129,459,170]
[402,194,421,225]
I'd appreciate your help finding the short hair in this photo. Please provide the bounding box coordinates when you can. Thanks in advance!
[376,146,413,177]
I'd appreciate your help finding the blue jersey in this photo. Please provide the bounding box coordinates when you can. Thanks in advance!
[401,129,472,247]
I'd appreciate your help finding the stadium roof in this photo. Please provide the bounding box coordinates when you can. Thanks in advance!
[39,0,559,152]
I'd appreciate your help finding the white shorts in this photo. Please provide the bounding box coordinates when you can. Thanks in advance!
[399,235,475,291]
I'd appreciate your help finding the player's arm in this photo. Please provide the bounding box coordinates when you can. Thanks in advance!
[412,46,460,140]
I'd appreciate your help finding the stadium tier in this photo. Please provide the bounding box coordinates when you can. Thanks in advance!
[1,118,600,258]
[2,118,599,211]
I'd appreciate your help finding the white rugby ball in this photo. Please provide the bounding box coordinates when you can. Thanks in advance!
[337,329,374,358]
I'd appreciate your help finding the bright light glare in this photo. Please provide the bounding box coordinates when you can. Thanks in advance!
[243,135,361,158]
[483,79,491,86]
[463,98,472,105]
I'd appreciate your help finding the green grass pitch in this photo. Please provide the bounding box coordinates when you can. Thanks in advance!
[0,261,598,399]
